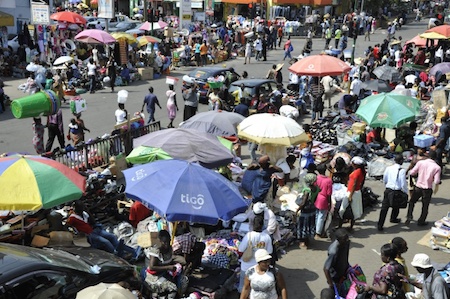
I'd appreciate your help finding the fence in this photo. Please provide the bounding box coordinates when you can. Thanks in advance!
[53,121,161,170]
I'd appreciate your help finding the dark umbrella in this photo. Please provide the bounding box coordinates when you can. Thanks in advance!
[361,79,393,92]
[373,65,401,82]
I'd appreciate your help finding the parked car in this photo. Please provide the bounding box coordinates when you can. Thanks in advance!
[7,35,19,53]
[87,15,130,29]
[109,21,142,32]
[183,67,240,104]
[228,78,278,105]
[0,243,149,299]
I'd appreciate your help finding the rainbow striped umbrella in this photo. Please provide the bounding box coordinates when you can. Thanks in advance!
[0,155,86,211]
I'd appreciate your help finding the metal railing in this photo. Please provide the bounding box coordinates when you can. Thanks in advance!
[53,121,161,170]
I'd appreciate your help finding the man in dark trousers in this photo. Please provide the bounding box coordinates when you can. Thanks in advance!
[45,108,65,152]
[141,86,162,124]
[377,154,408,231]
[324,228,350,295]
[261,35,268,61]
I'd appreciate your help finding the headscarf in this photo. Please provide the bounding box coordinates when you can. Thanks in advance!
[304,173,317,186]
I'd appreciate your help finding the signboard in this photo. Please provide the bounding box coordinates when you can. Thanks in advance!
[194,12,205,22]
[31,4,50,25]
[98,0,115,19]
[181,0,192,15]
[182,14,191,21]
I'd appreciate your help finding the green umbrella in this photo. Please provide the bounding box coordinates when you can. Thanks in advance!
[217,136,234,152]
[126,146,172,165]
[355,93,421,129]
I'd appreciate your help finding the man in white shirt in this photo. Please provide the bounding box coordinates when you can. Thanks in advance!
[377,154,407,231]
[349,74,362,98]
[321,75,343,109]
[253,36,263,61]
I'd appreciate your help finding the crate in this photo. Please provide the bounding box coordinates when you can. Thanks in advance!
[414,134,434,148]
[137,67,153,80]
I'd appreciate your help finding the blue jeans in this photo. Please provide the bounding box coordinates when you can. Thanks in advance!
[88,227,119,253]
[248,142,258,162]
[89,75,96,92]
[315,209,328,235]
[147,109,155,124]
[283,50,292,60]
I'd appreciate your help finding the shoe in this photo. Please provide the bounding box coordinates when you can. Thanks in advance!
[377,226,384,231]
[390,218,401,223]
[417,221,429,226]
[405,219,411,225]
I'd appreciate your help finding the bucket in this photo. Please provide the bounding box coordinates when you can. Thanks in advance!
[117,89,128,104]
[11,90,60,119]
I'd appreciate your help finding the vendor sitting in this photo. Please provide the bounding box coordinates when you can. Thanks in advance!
[67,201,141,261]
[129,201,152,228]
[338,94,358,116]
[144,230,187,299]
[172,224,206,270]
[366,127,387,149]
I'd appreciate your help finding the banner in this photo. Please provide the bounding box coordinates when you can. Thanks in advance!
[30,0,50,25]
[205,0,214,16]
[98,0,115,19]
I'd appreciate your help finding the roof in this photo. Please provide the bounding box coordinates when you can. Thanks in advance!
[231,79,276,87]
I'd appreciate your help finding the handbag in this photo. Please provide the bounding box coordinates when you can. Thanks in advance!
[241,232,253,262]
[388,168,408,209]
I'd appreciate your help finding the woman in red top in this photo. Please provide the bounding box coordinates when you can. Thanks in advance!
[340,156,365,230]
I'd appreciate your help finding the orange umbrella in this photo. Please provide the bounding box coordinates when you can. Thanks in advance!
[424,24,450,38]
[288,54,351,76]
[50,11,86,25]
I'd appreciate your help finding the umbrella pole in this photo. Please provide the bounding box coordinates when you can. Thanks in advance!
[171,221,178,244]
[21,211,25,245]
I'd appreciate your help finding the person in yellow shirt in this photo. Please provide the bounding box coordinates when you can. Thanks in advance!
[231,83,249,105]
[200,41,208,66]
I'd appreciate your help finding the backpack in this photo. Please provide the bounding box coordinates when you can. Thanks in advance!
[288,44,293,52]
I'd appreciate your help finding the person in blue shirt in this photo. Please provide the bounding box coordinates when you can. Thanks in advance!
[141,86,162,124]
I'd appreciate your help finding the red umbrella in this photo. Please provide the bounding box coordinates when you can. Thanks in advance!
[405,35,428,48]
[288,54,351,76]
[424,24,450,38]
[50,11,86,25]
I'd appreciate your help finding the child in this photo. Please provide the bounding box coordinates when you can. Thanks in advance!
[32,117,45,154]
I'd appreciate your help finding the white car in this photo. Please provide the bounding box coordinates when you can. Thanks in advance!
[87,15,130,29]
[8,35,19,53]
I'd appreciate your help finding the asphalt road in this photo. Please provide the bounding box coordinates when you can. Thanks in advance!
[1,18,449,298]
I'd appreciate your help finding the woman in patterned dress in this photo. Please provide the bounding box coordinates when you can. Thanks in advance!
[32,117,45,154]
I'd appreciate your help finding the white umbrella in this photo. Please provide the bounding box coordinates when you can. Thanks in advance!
[237,113,310,146]
[76,283,135,299]
[26,62,39,72]
[53,55,73,66]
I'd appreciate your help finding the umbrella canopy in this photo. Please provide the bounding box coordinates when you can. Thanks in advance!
[372,65,402,82]
[74,29,116,44]
[429,62,450,76]
[50,11,86,25]
[419,31,447,40]
[126,146,172,164]
[180,110,245,136]
[69,0,81,3]
[0,155,85,211]
[53,55,73,66]
[124,160,249,225]
[423,24,450,38]
[133,128,234,168]
[237,113,310,146]
[139,21,168,31]
[405,35,429,47]
[137,35,162,47]
[76,283,135,299]
[361,79,393,92]
[355,93,421,129]
[288,54,351,76]
[111,32,137,43]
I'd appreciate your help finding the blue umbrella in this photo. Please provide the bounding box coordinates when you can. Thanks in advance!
[69,0,81,3]
[123,160,249,225]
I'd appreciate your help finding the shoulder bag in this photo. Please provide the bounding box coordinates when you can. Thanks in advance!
[241,232,253,262]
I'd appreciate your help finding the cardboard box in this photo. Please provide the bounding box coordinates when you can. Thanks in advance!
[414,135,434,148]
[352,122,366,135]
[138,67,154,80]
[137,231,160,248]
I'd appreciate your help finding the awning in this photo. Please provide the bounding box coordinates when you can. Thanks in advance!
[0,11,13,26]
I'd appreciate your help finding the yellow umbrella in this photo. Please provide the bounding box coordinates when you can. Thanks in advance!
[419,31,448,40]
[111,32,137,43]
[77,3,89,9]
[137,35,162,47]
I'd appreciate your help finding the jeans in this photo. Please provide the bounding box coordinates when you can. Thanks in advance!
[316,209,328,235]
[89,75,96,92]
[147,109,155,124]
[377,188,400,229]
[283,50,292,60]
[88,227,119,253]
[407,186,433,224]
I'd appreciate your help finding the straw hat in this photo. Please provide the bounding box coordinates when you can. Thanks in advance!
[390,40,402,46]
[275,63,284,72]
